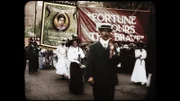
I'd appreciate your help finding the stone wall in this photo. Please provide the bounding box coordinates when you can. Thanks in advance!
[24,1,43,38]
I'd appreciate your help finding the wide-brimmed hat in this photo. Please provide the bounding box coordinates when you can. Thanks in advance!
[62,39,66,43]
[67,34,81,46]
[58,39,66,44]
[61,38,67,43]
[136,41,145,48]
[98,23,112,32]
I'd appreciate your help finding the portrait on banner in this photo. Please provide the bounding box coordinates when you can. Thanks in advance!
[53,13,70,31]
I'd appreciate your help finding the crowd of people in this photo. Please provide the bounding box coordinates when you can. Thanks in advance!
[24,37,41,74]
[24,24,154,100]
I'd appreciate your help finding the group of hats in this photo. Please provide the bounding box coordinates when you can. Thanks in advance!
[60,23,112,45]
[60,34,80,47]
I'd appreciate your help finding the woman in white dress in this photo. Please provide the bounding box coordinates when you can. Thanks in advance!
[65,46,71,79]
[52,50,58,68]
[55,40,68,80]
[131,43,147,85]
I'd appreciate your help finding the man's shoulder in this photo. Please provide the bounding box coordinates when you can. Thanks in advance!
[93,41,100,46]
[90,41,99,48]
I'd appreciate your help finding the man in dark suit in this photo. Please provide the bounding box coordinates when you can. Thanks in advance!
[86,24,121,100]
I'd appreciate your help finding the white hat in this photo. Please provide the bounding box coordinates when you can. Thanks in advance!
[98,23,112,32]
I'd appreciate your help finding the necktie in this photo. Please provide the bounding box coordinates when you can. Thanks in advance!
[104,44,107,49]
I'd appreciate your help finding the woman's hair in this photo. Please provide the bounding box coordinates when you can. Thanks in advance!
[71,38,80,46]
[57,14,66,23]
[137,43,144,49]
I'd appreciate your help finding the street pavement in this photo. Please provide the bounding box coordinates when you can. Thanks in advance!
[25,66,148,100]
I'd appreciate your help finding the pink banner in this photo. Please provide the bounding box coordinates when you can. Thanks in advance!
[78,7,150,43]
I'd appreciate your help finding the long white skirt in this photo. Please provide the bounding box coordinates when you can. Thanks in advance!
[52,56,58,67]
[55,57,68,76]
[65,59,71,79]
[131,59,147,83]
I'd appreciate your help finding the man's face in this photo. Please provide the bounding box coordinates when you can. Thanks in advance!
[100,29,111,40]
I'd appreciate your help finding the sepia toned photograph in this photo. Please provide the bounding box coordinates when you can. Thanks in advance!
[24,1,156,100]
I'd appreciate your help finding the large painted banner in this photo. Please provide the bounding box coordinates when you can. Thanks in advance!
[41,2,77,48]
[78,7,150,43]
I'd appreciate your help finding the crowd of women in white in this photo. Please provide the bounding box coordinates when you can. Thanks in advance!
[53,40,85,79]
[38,41,151,87]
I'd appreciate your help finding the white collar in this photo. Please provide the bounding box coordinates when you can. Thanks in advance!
[100,38,111,48]
[100,38,110,45]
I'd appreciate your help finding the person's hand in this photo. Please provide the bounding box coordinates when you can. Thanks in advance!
[88,77,94,86]
[109,50,114,59]
[76,60,80,64]
[80,64,86,68]
[77,51,81,55]
[110,44,114,50]
[137,55,141,59]
[117,63,121,68]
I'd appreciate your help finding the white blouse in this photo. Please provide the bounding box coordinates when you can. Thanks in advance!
[135,49,147,60]
[67,46,85,64]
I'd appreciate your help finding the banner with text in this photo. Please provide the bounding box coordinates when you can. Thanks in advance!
[41,2,77,48]
[78,7,150,43]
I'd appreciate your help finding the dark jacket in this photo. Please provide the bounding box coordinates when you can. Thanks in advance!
[86,42,120,86]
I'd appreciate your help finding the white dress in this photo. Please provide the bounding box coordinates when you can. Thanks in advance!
[52,50,58,67]
[55,45,68,76]
[65,47,71,79]
[131,49,147,84]
[40,49,46,68]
